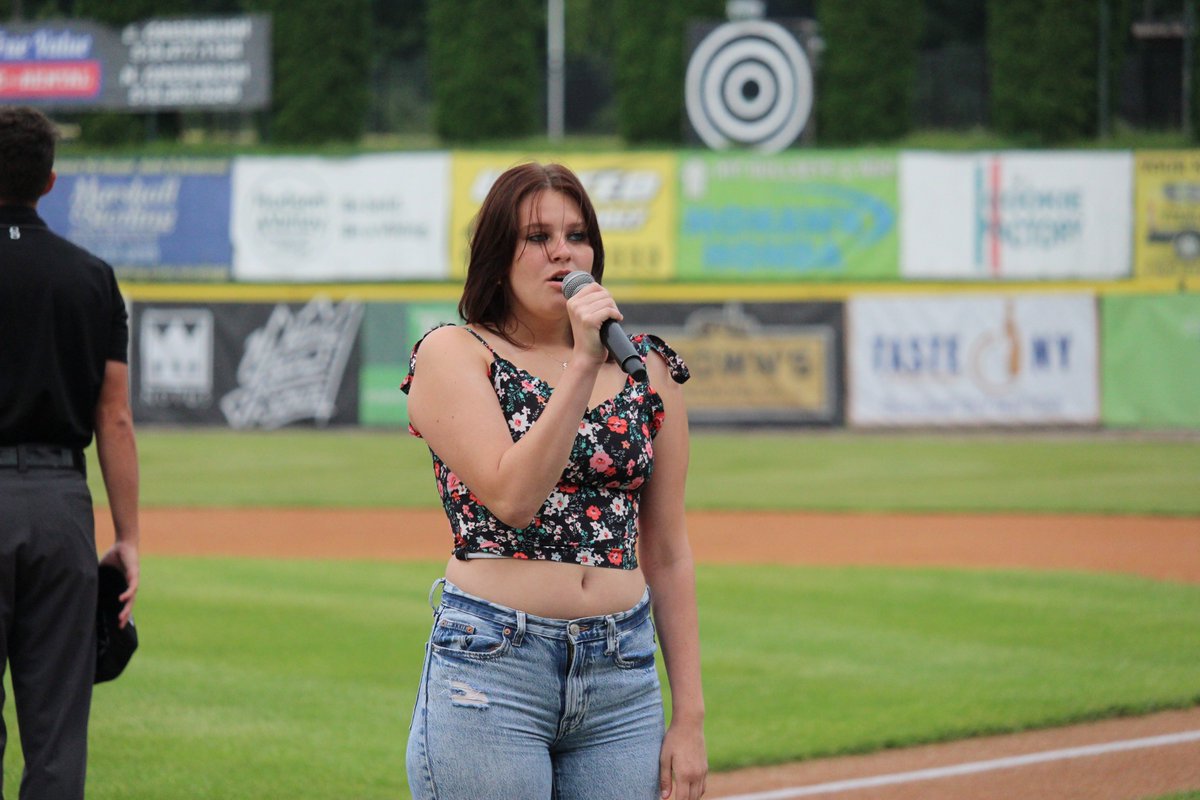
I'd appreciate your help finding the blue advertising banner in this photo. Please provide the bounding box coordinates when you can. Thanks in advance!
[39,158,232,280]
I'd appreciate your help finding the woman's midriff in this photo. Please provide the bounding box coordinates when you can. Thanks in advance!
[443,556,648,619]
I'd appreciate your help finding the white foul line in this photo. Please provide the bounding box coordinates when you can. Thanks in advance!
[715,729,1200,800]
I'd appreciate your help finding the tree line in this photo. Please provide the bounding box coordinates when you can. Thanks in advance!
[1,0,1189,146]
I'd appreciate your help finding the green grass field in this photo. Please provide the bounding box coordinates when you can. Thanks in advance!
[6,560,1197,800]
[3,429,1199,798]
[88,428,1200,515]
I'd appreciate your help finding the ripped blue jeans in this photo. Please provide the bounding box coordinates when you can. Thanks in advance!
[406,579,665,800]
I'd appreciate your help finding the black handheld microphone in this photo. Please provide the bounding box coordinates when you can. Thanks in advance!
[561,270,648,382]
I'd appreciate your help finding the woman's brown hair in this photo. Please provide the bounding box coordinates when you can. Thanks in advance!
[458,162,604,344]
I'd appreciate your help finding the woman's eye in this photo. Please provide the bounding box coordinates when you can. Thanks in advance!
[568,231,588,242]
[528,233,548,243]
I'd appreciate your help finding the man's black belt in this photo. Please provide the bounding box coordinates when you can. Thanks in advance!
[0,444,85,472]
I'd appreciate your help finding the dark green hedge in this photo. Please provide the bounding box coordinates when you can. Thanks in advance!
[427,0,540,143]
[816,0,923,144]
[988,0,1132,144]
[612,0,723,144]
[248,0,371,144]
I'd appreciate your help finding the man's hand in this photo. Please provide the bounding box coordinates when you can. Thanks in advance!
[99,541,139,628]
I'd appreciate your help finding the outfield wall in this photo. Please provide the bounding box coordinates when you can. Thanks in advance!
[48,149,1198,429]
[127,292,1200,431]
[46,150,1200,285]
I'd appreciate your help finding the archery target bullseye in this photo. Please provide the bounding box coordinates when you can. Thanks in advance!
[685,20,813,154]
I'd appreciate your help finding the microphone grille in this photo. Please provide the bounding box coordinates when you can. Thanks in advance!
[561,270,595,300]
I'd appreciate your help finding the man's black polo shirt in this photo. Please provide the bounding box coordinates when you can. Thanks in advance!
[0,204,128,449]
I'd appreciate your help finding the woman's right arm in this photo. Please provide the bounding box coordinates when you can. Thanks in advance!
[407,325,601,528]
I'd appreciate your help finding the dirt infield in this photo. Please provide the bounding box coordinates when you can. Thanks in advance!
[96,507,1200,582]
[94,507,1200,799]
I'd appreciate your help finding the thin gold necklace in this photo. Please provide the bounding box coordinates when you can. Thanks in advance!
[536,349,569,372]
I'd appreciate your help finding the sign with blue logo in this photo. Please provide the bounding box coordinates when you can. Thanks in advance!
[848,294,1099,426]
[39,158,232,280]
[678,152,898,281]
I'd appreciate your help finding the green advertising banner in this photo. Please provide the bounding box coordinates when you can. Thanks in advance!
[1102,294,1200,429]
[677,152,899,281]
[359,301,459,426]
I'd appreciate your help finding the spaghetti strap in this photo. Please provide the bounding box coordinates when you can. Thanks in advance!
[462,326,496,354]
[401,324,497,407]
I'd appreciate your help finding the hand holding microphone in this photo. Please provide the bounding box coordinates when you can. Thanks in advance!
[561,270,648,382]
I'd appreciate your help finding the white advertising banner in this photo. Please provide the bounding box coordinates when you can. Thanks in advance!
[900,151,1133,279]
[231,153,450,281]
[848,294,1099,426]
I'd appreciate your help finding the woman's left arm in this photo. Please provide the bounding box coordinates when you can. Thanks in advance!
[639,352,707,800]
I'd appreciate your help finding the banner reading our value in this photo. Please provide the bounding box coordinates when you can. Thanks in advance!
[0,16,270,110]
[450,153,677,281]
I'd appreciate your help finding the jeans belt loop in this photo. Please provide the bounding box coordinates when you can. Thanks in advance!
[513,610,526,647]
[428,577,446,614]
[604,615,618,656]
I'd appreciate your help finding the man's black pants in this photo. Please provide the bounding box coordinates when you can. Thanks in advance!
[0,466,97,800]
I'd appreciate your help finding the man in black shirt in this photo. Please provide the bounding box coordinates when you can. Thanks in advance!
[0,106,140,800]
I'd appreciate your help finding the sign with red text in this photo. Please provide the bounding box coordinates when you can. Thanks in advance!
[900,152,1132,279]
[0,16,270,110]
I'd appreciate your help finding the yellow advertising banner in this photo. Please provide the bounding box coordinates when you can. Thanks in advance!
[1135,151,1200,279]
[662,304,836,423]
[450,153,678,282]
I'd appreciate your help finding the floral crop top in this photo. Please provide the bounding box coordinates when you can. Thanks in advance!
[401,325,689,570]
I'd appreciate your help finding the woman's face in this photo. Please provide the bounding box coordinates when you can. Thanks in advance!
[507,189,594,322]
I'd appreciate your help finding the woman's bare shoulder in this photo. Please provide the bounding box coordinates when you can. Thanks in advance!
[417,324,489,360]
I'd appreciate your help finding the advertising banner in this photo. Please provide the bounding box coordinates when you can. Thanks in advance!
[359,301,459,427]
[38,157,231,280]
[0,16,270,110]
[677,152,898,281]
[231,153,450,281]
[622,301,844,425]
[1134,151,1200,279]
[132,298,362,428]
[1102,294,1200,428]
[450,153,677,281]
[848,294,1099,426]
[900,152,1132,279]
